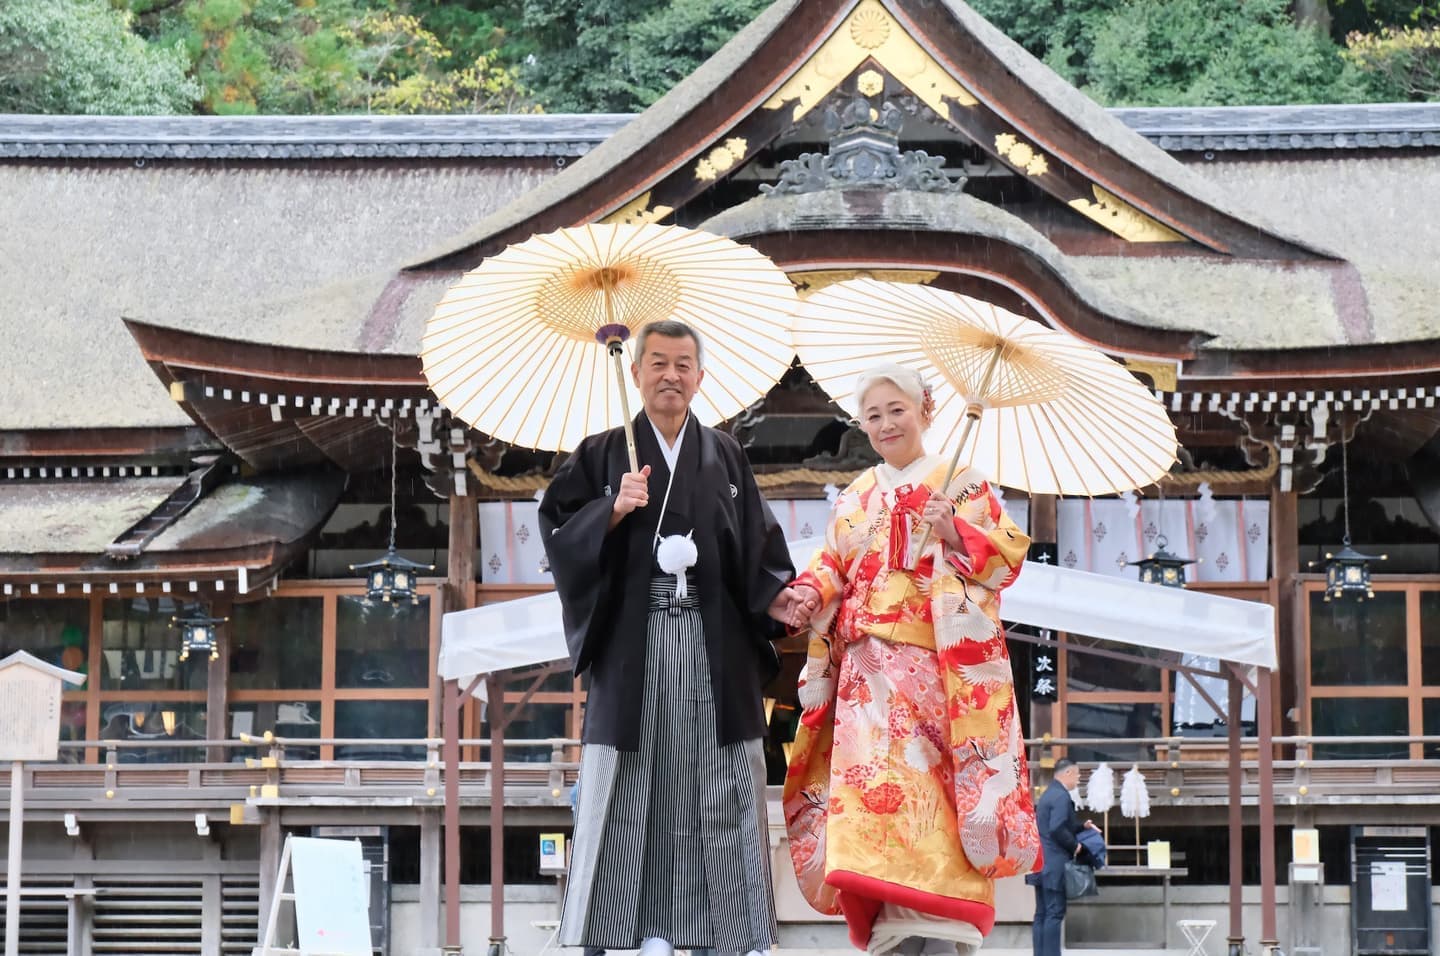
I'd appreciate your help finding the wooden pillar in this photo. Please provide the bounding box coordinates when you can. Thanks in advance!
[205,597,233,764]
[200,839,221,956]
[1257,667,1278,953]
[257,811,283,940]
[444,493,477,953]
[1227,673,1245,956]
[420,808,442,950]
[1270,489,1300,738]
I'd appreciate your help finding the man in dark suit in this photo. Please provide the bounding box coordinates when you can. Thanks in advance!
[1028,758,1097,956]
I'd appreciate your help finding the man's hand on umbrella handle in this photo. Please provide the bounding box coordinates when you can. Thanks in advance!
[923,493,962,550]
[612,466,651,520]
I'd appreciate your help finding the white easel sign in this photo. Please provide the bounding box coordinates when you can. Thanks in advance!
[259,836,372,956]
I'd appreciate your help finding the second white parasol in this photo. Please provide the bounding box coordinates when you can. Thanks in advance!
[789,278,1178,497]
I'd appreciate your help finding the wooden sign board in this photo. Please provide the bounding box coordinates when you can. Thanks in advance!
[0,651,85,762]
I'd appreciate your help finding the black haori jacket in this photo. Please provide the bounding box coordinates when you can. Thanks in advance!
[538,411,794,751]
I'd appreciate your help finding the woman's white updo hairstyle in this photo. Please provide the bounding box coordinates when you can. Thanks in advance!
[854,363,936,425]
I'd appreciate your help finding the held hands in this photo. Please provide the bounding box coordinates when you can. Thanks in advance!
[922,492,962,550]
[767,584,822,629]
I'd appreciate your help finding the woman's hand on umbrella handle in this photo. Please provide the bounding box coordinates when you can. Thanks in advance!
[923,493,961,550]
[612,466,651,518]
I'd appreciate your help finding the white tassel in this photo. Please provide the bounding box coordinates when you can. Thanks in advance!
[656,532,698,597]
[1121,764,1151,819]
[1085,763,1116,814]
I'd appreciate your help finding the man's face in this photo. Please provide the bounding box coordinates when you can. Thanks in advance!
[1058,766,1081,791]
[631,333,704,418]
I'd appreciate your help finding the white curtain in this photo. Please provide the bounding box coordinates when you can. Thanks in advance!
[1056,498,1269,583]
[476,500,549,584]
[475,494,1033,584]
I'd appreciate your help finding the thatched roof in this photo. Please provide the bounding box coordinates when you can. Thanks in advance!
[0,478,181,554]
[1186,154,1440,347]
[0,472,343,574]
[0,160,553,430]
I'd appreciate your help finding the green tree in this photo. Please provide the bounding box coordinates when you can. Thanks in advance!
[403,0,530,73]
[519,0,771,113]
[1344,21,1440,98]
[1084,0,1373,105]
[976,0,1384,104]
[0,0,198,114]
[122,0,535,115]
[967,0,1124,88]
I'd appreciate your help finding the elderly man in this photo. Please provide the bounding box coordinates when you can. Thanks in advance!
[540,319,807,956]
[1029,758,1098,956]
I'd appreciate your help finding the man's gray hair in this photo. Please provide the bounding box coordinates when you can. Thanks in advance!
[635,319,705,367]
[855,363,927,409]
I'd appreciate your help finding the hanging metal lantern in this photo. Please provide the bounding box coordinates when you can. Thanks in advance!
[350,420,434,604]
[1314,435,1386,602]
[172,607,225,662]
[1128,533,1196,588]
[351,547,434,605]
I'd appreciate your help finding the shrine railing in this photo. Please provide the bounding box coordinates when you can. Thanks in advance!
[2,735,1440,812]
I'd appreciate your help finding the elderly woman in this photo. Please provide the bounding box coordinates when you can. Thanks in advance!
[785,364,1040,956]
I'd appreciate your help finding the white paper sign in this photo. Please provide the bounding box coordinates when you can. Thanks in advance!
[290,837,372,955]
[1371,860,1408,912]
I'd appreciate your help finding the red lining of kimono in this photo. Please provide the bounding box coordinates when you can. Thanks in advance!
[827,869,996,948]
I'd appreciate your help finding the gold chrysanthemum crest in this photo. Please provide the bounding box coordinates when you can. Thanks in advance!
[849,8,892,49]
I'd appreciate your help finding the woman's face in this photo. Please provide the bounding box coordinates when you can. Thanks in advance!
[859,380,927,469]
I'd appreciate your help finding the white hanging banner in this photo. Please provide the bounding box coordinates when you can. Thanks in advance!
[476,501,548,584]
[1057,498,1269,584]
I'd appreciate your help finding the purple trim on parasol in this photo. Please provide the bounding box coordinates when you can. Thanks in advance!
[595,324,631,346]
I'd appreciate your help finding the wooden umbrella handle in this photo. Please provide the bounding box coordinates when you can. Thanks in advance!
[607,340,639,472]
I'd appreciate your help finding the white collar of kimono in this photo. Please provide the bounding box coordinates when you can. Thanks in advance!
[648,413,688,473]
[875,452,945,494]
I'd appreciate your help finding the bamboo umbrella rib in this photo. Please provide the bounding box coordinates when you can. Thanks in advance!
[439,318,560,426]
[519,335,570,449]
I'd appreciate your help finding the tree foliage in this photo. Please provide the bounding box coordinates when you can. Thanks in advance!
[7,0,1438,115]
[118,0,535,114]
[0,0,199,114]
[519,0,771,113]
[974,0,1438,103]
[1085,0,1372,105]
[1344,22,1440,98]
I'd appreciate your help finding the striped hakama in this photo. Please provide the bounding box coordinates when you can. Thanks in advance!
[560,575,777,953]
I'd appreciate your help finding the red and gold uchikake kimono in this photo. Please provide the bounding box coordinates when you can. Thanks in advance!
[783,454,1040,951]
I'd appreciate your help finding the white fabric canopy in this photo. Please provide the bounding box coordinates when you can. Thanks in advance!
[439,536,1276,692]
